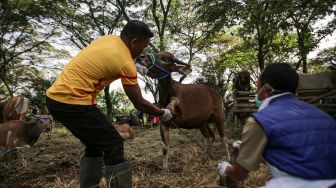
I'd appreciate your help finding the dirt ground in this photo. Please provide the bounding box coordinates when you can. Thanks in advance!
[0,125,270,188]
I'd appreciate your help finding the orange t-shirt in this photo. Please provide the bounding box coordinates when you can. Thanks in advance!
[47,35,137,105]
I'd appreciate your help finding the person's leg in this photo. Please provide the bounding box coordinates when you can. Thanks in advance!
[46,97,124,163]
[75,107,131,188]
[46,98,129,188]
[105,160,132,188]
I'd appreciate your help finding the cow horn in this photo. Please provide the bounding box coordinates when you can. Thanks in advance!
[174,58,191,67]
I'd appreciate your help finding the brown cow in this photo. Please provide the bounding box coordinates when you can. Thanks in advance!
[0,96,29,122]
[112,123,135,140]
[137,52,230,170]
[115,113,140,126]
[233,70,251,92]
[0,117,52,149]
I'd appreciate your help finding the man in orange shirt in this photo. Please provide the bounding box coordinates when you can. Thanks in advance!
[46,20,172,188]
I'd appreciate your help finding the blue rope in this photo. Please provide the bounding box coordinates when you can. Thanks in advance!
[147,53,171,80]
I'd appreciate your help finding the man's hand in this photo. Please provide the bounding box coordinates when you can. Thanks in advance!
[136,63,148,75]
[233,140,242,149]
[160,108,172,121]
[218,161,232,177]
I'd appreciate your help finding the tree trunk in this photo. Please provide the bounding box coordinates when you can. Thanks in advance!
[297,36,308,73]
[302,53,307,73]
[295,24,309,73]
[257,35,265,71]
[0,71,13,97]
[104,86,113,121]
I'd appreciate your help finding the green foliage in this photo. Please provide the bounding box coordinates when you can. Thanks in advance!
[312,45,336,67]
[219,45,257,70]
[197,0,293,71]
[194,56,233,97]
[0,0,62,96]
[53,126,71,136]
[267,32,298,63]
[1,64,52,110]
[49,0,133,48]
[96,88,135,116]
[196,0,336,72]
[281,0,336,72]
[197,0,241,32]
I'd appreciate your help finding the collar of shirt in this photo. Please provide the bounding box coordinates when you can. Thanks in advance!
[258,92,292,111]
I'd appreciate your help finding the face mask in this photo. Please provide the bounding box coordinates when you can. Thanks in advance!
[255,85,267,108]
[255,88,263,108]
[255,84,281,108]
[255,94,263,108]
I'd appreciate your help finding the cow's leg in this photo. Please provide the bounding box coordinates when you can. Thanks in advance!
[214,114,231,161]
[199,124,213,161]
[166,97,179,115]
[207,125,215,142]
[160,123,170,171]
[6,130,12,147]
[48,116,53,139]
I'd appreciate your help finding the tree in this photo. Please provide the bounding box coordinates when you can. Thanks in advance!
[198,0,300,71]
[311,45,336,69]
[241,0,289,71]
[194,58,232,98]
[284,0,336,72]
[96,88,135,117]
[0,0,63,96]
[19,67,53,113]
[136,0,178,104]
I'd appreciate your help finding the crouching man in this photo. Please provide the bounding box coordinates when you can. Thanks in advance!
[46,20,172,188]
[218,63,336,188]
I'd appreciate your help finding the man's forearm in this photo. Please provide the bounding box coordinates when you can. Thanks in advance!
[134,99,163,116]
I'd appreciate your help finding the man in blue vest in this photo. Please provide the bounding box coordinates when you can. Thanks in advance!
[218,63,336,187]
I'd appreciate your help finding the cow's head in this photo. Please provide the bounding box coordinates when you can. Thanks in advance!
[32,115,53,133]
[233,70,251,91]
[136,51,192,80]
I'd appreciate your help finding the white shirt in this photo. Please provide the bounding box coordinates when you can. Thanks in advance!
[263,163,336,188]
[258,92,291,111]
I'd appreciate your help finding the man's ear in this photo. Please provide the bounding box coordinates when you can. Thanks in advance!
[131,38,138,47]
[262,85,273,99]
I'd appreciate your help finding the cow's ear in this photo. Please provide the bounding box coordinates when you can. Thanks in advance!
[177,66,192,76]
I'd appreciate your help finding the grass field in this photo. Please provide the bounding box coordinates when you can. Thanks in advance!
[0,124,270,188]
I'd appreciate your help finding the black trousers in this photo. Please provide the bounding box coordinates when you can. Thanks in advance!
[46,97,124,166]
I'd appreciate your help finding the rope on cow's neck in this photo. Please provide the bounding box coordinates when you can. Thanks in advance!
[168,120,217,160]
[147,53,171,80]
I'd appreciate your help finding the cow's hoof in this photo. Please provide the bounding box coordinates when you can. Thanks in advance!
[159,165,168,173]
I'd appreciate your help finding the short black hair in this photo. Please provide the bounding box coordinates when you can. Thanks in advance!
[120,20,154,40]
[260,63,299,94]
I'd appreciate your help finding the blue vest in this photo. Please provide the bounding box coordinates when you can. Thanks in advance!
[252,94,336,179]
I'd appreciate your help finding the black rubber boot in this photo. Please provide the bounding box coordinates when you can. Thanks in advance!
[80,156,104,188]
[105,161,132,188]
